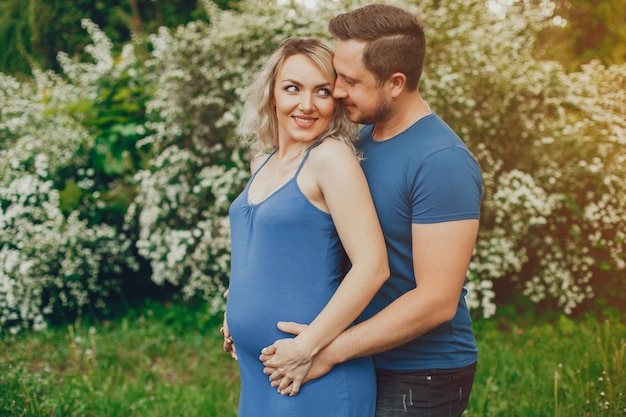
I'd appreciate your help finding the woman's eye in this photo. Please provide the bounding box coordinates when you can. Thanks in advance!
[286,85,299,93]
[318,88,331,97]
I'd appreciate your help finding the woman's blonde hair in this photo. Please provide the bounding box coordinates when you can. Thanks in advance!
[238,38,359,157]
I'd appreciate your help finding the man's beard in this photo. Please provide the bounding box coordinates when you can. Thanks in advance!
[354,98,393,126]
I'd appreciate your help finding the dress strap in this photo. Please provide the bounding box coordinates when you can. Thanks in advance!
[249,148,278,180]
[294,137,329,178]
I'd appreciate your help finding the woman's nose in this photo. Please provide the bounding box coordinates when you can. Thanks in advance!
[298,92,314,112]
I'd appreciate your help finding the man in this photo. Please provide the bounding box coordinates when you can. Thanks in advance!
[228,4,482,416]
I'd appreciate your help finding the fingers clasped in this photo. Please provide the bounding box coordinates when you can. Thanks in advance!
[261,346,303,397]
[267,375,300,396]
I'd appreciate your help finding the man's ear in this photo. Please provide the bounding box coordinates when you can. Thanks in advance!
[389,72,407,98]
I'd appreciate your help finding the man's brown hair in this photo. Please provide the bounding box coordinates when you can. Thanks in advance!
[329,4,425,90]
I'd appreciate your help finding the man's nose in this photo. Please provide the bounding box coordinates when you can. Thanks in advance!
[333,79,347,99]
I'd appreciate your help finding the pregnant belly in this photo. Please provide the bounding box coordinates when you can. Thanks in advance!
[226,285,331,356]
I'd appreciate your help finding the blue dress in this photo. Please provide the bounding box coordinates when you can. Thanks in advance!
[226,141,376,417]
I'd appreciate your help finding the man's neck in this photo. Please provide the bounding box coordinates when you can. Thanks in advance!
[372,95,431,141]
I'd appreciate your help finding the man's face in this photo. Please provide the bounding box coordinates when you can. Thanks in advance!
[333,39,392,125]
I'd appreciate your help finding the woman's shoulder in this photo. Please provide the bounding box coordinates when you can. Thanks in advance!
[312,137,356,159]
[307,137,360,174]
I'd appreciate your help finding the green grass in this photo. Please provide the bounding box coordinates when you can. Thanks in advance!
[1,301,624,417]
[470,314,625,416]
[0,300,240,417]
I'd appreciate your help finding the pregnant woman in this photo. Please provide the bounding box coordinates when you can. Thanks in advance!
[225,37,388,417]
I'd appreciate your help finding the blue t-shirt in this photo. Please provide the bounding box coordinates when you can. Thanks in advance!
[357,112,482,370]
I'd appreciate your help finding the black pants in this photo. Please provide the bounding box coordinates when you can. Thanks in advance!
[375,362,476,417]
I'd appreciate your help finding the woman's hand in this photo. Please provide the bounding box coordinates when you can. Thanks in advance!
[221,290,237,360]
[260,337,313,396]
[220,319,237,360]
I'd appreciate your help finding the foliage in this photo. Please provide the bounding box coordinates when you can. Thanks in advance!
[0,0,216,75]
[416,0,626,316]
[1,0,625,332]
[1,302,624,416]
[0,0,32,75]
[0,20,144,334]
[535,0,626,71]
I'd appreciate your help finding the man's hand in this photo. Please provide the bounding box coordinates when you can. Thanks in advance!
[260,322,335,391]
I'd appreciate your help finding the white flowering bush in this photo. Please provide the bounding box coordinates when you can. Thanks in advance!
[1,0,624,331]
[130,0,625,316]
[0,20,141,333]
[417,0,625,316]
[0,160,129,334]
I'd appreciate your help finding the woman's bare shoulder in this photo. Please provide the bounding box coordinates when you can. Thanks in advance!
[310,137,357,164]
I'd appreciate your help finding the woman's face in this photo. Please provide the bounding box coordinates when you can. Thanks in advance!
[273,54,335,145]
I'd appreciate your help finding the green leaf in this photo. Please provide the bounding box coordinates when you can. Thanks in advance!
[59,180,82,214]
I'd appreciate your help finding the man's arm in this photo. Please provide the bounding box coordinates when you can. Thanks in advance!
[266,219,478,382]
[332,219,478,358]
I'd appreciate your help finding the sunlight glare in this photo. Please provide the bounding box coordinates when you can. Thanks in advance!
[276,0,320,9]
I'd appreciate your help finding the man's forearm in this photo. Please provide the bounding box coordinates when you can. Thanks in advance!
[328,288,456,364]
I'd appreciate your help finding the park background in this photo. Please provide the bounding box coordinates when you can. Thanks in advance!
[1,0,624,415]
